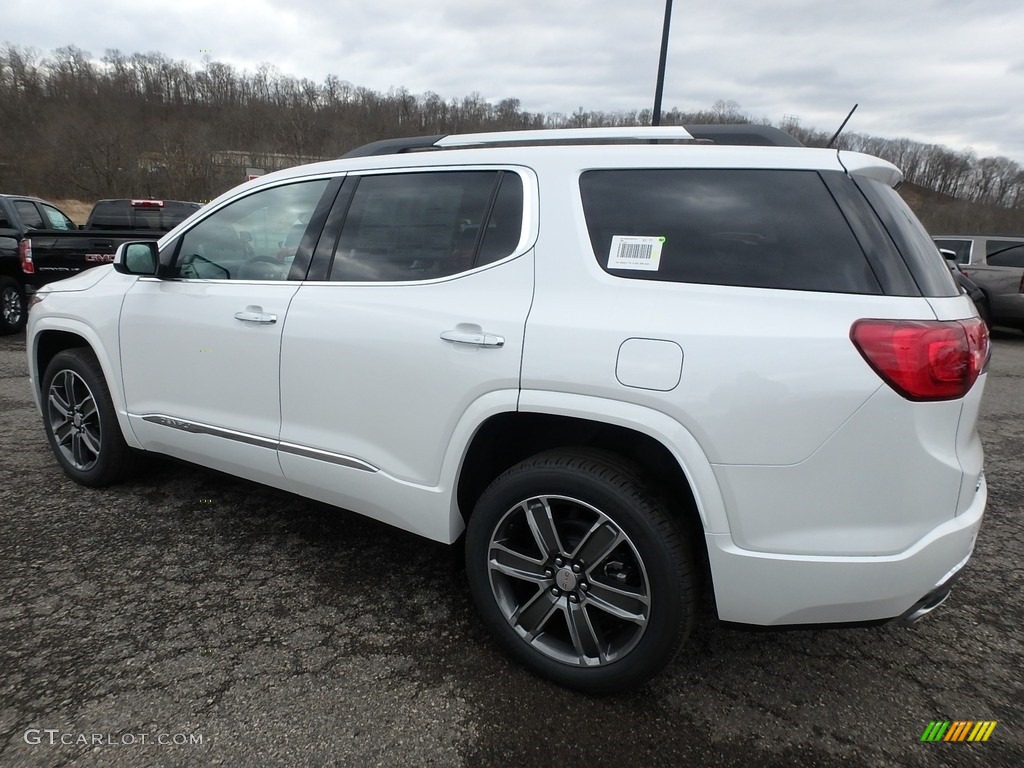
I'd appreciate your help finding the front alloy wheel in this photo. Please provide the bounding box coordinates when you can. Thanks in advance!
[466,451,695,693]
[41,349,141,486]
[48,368,103,471]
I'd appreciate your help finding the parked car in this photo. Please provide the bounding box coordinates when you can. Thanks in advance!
[0,196,200,334]
[941,252,989,324]
[934,235,1024,332]
[26,126,989,693]
[85,198,202,232]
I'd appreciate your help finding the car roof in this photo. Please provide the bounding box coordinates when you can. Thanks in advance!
[196,127,902,214]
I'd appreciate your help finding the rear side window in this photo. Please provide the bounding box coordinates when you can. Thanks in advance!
[579,169,881,294]
[855,178,958,297]
[14,201,44,229]
[41,203,75,230]
[328,171,522,282]
[985,240,1024,268]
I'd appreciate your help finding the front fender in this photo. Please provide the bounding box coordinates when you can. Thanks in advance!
[28,309,141,450]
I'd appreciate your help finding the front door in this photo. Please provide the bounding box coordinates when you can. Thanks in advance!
[119,179,332,485]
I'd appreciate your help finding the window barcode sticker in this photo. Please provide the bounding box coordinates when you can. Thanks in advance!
[608,235,665,271]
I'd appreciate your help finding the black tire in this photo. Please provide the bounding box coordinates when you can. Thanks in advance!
[465,450,695,693]
[41,348,140,487]
[0,276,26,335]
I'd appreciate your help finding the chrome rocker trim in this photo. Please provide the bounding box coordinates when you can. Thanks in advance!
[139,414,379,472]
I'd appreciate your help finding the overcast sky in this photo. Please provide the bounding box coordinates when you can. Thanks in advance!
[8,0,1024,164]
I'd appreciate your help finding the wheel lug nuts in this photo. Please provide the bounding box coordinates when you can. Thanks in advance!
[550,587,560,597]
[544,568,554,579]
[554,557,564,567]
[569,594,579,603]
[571,563,581,574]
[580,582,588,591]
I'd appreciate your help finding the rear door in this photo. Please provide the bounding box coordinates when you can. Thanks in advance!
[277,168,533,538]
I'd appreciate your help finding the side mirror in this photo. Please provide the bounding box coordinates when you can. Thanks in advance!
[113,241,159,275]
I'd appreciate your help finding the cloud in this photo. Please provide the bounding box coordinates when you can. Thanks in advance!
[6,0,1024,164]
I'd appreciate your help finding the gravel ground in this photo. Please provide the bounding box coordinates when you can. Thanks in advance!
[1,328,1022,768]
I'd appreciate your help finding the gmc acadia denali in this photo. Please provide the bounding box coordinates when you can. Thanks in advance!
[26,126,989,692]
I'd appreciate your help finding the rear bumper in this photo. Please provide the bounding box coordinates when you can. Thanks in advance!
[706,474,985,626]
[895,568,962,625]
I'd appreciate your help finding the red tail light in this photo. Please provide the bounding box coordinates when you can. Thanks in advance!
[19,239,34,274]
[851,318,989,401]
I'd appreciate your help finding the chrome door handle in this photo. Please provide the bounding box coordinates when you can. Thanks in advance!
[440,330,504,348]
[234,306,277,324]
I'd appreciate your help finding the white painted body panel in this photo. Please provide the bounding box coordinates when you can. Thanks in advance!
[278,250,534,487]
[119,278,299,485]
[24,137,986,628]
[26,267,144,449]
[707,475,985,624]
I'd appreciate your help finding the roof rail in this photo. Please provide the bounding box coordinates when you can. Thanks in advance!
[340,124,801,158]
[342,127,692,158]
[341,135,446,158]
[436,126,693,147]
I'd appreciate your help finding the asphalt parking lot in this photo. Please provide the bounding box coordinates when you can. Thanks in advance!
[1,328,1022,768]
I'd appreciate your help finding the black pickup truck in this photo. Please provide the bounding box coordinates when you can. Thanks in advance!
[0,196,200,334]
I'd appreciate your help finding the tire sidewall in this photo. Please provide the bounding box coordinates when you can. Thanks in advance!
[466,457,692,693]
[41,350,124,486]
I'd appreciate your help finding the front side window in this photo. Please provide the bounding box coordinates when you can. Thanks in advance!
[579,169,882,294]
[985,240,1024,268]
[172,180,329,280]
[328,171,522,282]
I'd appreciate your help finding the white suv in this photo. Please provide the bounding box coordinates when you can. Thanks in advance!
[26,126,989,693]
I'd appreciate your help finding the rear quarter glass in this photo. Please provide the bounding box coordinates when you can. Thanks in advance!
[579,169,882,294]
[854,178,959,298]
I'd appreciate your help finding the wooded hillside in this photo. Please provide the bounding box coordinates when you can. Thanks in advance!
[2,44,1021,233]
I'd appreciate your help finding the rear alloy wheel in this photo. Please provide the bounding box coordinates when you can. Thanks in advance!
[42,349,139,486]
[0,277,26,335]
[466,451,695,693]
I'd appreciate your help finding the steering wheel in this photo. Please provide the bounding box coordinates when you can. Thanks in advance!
[238,256,285,281]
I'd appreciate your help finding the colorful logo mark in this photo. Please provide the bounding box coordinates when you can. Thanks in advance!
[921,721,997,742]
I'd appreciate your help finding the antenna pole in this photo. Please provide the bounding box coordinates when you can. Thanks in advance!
[827,103,858,147]
[652,0,674,126]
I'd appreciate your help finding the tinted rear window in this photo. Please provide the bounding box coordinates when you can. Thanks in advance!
[854,179,958,297]
[579,169,882,294]
[88,201,200,231]
[14,201,44,229]
[328,171,517,282]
